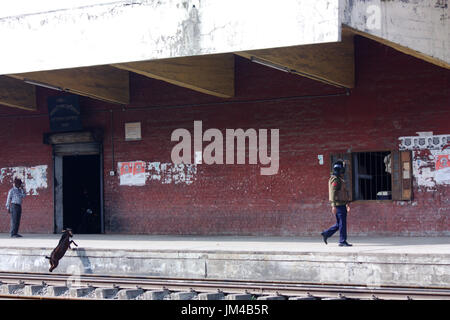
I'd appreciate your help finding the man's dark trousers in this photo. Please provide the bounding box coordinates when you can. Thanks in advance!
[323,205,347,244]
[10,204,22,236]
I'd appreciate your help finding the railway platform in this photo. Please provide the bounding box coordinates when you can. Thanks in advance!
[0,234,449,289]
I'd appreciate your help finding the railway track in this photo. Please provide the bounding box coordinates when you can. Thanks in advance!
[0,271,449,300]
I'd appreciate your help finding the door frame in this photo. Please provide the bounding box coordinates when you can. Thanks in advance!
[53,143,104,234]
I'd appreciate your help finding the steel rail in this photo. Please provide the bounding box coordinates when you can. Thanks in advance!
[0,271,449,300]
[0,294,88,300]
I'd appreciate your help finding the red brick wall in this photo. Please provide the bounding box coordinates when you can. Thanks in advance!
[0,110,53,233]
[0,36,449,235]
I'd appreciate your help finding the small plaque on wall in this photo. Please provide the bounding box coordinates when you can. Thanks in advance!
[125,122,142,141]
[48,95,82,132]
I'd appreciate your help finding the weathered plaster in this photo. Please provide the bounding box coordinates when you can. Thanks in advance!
[342,0,450,67]
[399,133,450,190]
[0,1,447,75]
[0,165,48,195]
[0,0,340,74]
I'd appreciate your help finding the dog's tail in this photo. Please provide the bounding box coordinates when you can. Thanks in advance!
[45,256,50,259]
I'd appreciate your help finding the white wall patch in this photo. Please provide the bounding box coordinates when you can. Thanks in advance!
[399,134,450,190]
[0,165,48,195]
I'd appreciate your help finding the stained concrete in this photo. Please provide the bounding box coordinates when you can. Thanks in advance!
[0,234,449,288]
[0,0,340,74]
[94,287,118,299]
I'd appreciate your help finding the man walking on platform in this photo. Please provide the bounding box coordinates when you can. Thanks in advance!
[5,178,26,238]
[321,160,352,247]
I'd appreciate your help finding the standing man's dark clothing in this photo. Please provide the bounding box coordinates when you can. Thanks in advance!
[9,204,22,237]
[5,181,26,238]
[321,161,352,247]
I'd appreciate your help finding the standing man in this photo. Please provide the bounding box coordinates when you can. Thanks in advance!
[321,160,352,247]
[5,178,26,238]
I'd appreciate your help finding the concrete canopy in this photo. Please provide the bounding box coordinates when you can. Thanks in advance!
[0,0,340,75]
[0,0,448,109]
[0,0,343,108]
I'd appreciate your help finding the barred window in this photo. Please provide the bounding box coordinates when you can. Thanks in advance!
[330,150,412,202]
[353,151,392,200]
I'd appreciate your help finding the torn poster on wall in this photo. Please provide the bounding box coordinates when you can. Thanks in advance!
[0,165,48,195]
[436,155,450,171]
[118,161,197,186]
[399,133,449,151]
[118,161,146,186]
[148,162,197,185]
[399,133,450,190]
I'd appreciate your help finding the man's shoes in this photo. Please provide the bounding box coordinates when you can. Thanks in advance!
[339,241,352,247]
[11,234,23,238]
[320,232,328,245]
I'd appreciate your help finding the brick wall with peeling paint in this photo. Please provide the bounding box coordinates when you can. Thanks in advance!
[0,116,53,233]
[0,36,449,235]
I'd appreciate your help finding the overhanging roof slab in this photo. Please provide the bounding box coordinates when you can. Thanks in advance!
[0,0,340,75]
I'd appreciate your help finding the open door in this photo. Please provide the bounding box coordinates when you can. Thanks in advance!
[53,142,104,233]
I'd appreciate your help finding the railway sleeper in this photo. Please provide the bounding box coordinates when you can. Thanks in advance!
[1,283,25,295]
[0,284,368,300]
[24,285,46,296]
[0,280,440,300]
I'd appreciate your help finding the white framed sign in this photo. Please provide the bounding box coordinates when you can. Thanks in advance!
[125,122,142,141]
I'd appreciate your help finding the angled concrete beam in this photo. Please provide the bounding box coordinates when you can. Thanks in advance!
[343,25,450,70]
[113,54,234,98]
[0,76,36,111]
[342,0,450,69]
[8,66,129,105]
[236,32,355,88]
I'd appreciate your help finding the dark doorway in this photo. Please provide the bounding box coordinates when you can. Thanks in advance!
[62,155,102,234]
